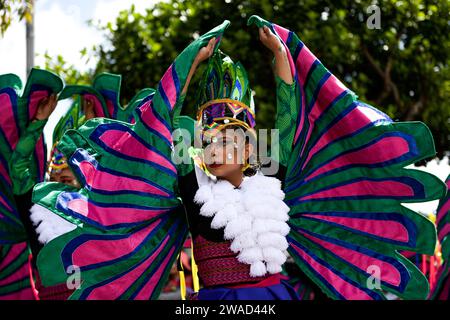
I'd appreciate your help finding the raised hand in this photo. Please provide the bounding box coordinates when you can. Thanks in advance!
[259,26,284,54]
[182,37,216,95]
[194,37,216,64]
[82,96,96,120]
[34,94,57,121]
[258,26,293,84]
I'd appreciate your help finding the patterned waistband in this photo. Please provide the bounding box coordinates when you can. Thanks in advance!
[34,273,74,300]
[193,235,269,287]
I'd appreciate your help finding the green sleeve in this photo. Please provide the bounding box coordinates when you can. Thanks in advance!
[9,119,47,195]
[171,93,195,176]
[171,92,187,131]
[275,75,299,167]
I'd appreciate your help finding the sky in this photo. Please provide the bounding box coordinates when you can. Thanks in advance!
[0,0,157,79]
[0,0,448,214]
[0,0,159,158]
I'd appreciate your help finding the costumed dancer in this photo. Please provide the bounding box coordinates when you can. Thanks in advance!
[32,16,445,300]
[27,72,156,299]
[430,175,450,299]
[0,69,63,299]
[57,72,156,124]
[28,91,96,299]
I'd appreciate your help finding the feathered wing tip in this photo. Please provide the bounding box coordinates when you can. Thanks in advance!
[58,74,156,124]
[248,15,446,300]
[36,210,188,300]
[0,68,63,183]
[33,21,230,300]
[59,84,109,119]
[92,73,122,119]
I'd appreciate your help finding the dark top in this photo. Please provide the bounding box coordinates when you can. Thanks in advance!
[177,163,327,298]
[14,190,43,268]
[177,163,287,242]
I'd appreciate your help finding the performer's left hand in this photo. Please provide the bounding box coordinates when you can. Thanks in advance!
[259,26,293,85]
[259,26,284,54]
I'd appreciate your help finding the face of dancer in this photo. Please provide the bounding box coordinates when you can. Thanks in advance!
[203,127,254,186]
[50,168,80,188]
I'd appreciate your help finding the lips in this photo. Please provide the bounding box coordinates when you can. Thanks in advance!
[208,163,223,169]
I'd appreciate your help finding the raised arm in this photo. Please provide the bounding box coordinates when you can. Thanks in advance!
[181,37,216,96]
[10,94,57,195]
[258,26,298,167]
[259,26,293,85]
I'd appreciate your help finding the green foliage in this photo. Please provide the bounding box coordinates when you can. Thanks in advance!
[0,0,33,35]
[90,0,449,160]
[37,52,93,85]
[31,0,450,160]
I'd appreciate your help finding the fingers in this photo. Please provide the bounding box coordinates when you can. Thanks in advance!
[196,37,215,63]
[259,26,270,35]
[34,93,57,120]
[38,93,56,109]
[259,27,266,39]
[207,37,215,55]
[259,27,272,45]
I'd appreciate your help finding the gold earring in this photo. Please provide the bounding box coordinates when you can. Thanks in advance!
[241,157,250,171]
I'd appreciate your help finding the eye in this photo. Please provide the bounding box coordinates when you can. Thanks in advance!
[202,139,211,148]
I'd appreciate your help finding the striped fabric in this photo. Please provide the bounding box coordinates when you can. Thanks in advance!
[430,175,450,299]
[0,242,36,300]
[0,70,63,299]
[58,73,156,124]
[33,21,231,300]
[248,15,446,300]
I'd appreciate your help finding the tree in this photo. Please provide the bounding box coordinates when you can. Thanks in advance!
[0,0,33,35]
[55,0,450,160]
[38,53,93,85]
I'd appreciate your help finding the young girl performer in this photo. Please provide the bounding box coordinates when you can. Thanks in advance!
[32,17,445,300]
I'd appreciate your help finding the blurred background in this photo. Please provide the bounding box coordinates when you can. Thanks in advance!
[0,0,449,215]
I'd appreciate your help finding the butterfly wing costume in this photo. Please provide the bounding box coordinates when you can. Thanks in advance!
[0,69,63,299]
[30,17,446,300]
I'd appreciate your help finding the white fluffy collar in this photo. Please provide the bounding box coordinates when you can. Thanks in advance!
[194,169,291,277]
[30,204,77,245]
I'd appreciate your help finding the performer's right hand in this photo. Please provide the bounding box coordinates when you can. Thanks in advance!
[182,37,216,95]
[194,37,216,65]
